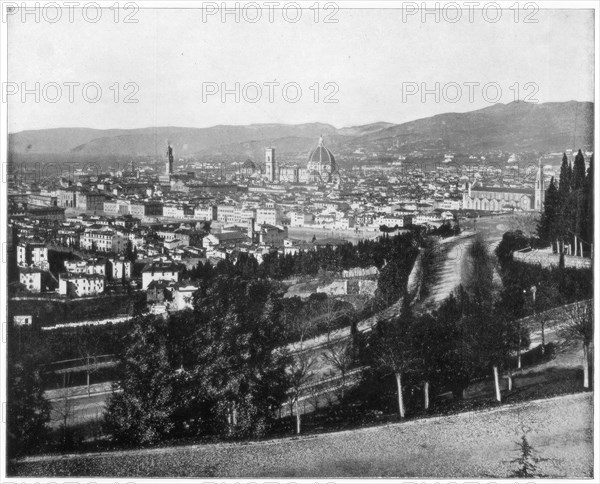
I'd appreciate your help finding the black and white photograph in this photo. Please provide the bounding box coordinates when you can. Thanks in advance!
[1,1,597,480]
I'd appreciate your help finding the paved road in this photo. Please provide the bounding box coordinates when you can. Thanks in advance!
[416,214,516,309]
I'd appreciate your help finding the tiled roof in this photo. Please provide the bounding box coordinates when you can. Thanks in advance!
[214,231,249,241]
[471,186,534,194]
[142,261,184,273]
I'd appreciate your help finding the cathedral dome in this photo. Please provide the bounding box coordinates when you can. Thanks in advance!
[308,146,336,165]
[242,158,259,171]
[307,136,337,173]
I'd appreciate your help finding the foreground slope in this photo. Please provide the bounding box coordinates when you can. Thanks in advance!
[11,392,593,478]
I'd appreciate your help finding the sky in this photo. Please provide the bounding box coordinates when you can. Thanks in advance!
[6,6,595,132]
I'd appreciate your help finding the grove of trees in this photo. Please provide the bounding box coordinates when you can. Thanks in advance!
[367,237,529,419]
[538,150,593,255]
[105,276,291,444]
[495,231,593,313]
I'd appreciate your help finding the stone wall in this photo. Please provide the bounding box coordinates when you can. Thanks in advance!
[513,250,592,269]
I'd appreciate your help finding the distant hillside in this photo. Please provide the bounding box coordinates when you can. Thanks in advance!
[8,127,131,154]
[8,101,594,158]
[353,101,594,153]
[337,122,396,137]
[9,124,340,157]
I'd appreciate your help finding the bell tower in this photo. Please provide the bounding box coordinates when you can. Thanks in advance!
[265,147,277,182]
[534,158,545,211]
[166,142,174,175]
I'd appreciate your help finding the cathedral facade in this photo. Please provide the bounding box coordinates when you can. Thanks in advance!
[462,159,545,212]
[244,136,340,185]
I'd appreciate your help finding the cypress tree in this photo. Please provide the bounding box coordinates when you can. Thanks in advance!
[537,178,560,249]
[572,149,586,191]
[558,153,571,198]
[585,154,594,245]
[568,160,573,184]
[556,155,574,244]
[575,189,587,242]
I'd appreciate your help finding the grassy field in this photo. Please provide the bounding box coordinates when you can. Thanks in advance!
[10,392,593,478]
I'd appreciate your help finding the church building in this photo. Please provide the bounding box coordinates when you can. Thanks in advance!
[462,159,545,212]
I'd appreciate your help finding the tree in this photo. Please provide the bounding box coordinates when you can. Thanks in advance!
[585,154,594,245]
[537,178,560,250]
[509,434,549,478]
[377,258,408,307]
[76,327,103,397]
[504,213,539,239]
[125,240,135,262]
[104,316,177,445]
[52,372,81,449]
[495,230,530,263]
[558,300,593,388]
[461,235,494,307]
[187,277,290,437]
[7,357,51,457]
[286,311,318,434]
[368,301,416,418]
[321,337,355,401]
[571,149,586,191]
[461,237,515,401]
[557,149,589,254]
[558,153,571,198]
[574,188,587,251]
[413,312,439,410]
[496,281,528,372]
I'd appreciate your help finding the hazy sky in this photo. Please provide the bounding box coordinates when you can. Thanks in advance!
[7,6,595,132]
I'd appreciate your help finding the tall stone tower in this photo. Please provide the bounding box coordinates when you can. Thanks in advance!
[265,147,277,182]
[534,158,545,211]
[166,143,174,175]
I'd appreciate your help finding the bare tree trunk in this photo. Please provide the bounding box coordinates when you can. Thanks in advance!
[87,371,90,397]
[583,343,590,389]
[423,381,430,410]
[506,371,513,391]
[295,396,301,434]
[580,242,583,258]
[541,320,546,354]
[517,322,522,370]
[395,372,405,418]
[493,365,501,402]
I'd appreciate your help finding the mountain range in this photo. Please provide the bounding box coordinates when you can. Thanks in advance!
[9,101,594,160]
